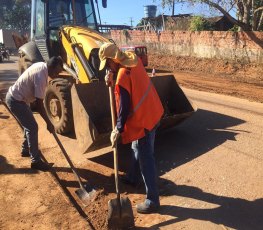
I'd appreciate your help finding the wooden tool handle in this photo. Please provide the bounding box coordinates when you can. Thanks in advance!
[109,86,120,200]
[109,86,116,129]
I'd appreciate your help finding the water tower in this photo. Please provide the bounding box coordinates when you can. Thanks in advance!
[144,5,157,18]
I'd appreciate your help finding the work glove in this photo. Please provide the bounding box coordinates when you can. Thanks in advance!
[105,69,114,87]
[110,126,120,148]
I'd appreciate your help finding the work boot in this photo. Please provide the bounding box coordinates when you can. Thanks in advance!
[31,160,50,171]
[136,200,160,214]
[21,149,30,157]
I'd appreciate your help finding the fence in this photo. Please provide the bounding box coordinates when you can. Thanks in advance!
[110,30,263,64]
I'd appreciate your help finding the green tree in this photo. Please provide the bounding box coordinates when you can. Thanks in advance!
[1,0,31,33]
[190,15,214,31]
[158,0,263,31]
[0,0,15,25]
[137,19,144,27]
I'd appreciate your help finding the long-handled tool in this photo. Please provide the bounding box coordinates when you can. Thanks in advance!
[1,97,96,205]
[52,132,96,206]
[107,85,135,229]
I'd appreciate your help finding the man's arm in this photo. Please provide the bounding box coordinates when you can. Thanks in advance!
[35,98,54,133]
[110,85,130,147]
[116,85,130,133]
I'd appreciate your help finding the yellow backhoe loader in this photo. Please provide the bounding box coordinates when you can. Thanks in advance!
[16,0,196,154]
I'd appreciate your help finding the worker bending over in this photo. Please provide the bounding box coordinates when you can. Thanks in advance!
[5,56,63,171]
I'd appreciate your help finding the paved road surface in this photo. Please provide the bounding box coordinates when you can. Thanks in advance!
[0,56,18,98]
[151,87,263,229]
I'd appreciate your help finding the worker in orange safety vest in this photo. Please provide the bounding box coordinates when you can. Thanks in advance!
[99,43,164,214]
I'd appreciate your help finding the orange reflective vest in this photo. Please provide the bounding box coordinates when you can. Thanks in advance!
[115,59,164,144]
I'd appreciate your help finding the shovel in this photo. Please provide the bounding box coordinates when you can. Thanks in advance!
[1,98,96,205]
[107,85,135,229]
[52,132,97,206]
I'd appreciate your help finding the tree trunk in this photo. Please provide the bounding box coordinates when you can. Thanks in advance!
[243,3,250,25]
[257,12,263,30]
[255,6,263,30]
[202,0,251,30]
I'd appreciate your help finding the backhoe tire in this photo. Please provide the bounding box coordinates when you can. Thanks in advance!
[44,79,74,134]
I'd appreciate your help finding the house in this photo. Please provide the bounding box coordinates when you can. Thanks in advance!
[0,29,21,53]
[134,14,234,31]
[206,16,234,31]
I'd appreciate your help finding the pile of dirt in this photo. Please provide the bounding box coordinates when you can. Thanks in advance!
[149,54,263,83]
[148,54,263,103]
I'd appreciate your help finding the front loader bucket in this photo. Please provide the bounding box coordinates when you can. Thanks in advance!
[71,82,112,154]
[71,75,196,154]
[151,75,196,130]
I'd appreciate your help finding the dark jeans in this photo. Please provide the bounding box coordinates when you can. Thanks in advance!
[5,92,40,163]
[127,124,160,206]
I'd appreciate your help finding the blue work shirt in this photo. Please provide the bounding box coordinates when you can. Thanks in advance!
[116,86,130,133]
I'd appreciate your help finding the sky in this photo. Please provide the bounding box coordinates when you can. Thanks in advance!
[96,0,218,27]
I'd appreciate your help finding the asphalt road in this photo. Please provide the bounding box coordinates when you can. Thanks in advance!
[0,56,262,229]
[0,56,18,98]
[148,87,263,229]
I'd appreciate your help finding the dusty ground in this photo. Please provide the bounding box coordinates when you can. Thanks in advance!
[0,55,262,230]
[148,54,263,103]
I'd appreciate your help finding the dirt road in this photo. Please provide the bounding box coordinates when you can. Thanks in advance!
[0,56,262,229]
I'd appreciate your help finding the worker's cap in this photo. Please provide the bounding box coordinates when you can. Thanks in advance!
[99,43,138,70]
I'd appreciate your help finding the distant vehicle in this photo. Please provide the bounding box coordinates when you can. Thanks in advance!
[120,45,148,67]
[1,50,10,61]
[0,43,10,61]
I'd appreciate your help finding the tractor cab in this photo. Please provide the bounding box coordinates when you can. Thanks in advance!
[31,0,99,59]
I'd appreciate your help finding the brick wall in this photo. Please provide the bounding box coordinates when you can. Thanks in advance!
[110,30,263,64]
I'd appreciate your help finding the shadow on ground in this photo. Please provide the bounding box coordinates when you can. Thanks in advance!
[0,111,9,119]
[146,68,172,74]
[147,184,263,230]
[88,109,245,177]
[0,69,18,81]
[1,107,249,229]
[82,110,248,194]
[0,59,16,64]
[155,108,246,176]
[0,155,37,174]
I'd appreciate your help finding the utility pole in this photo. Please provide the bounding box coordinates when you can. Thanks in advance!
[129,17,134,27]
[162,13,165,31]
[172,0,175,16]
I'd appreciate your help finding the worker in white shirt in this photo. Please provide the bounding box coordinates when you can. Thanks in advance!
[5,56,63,171]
